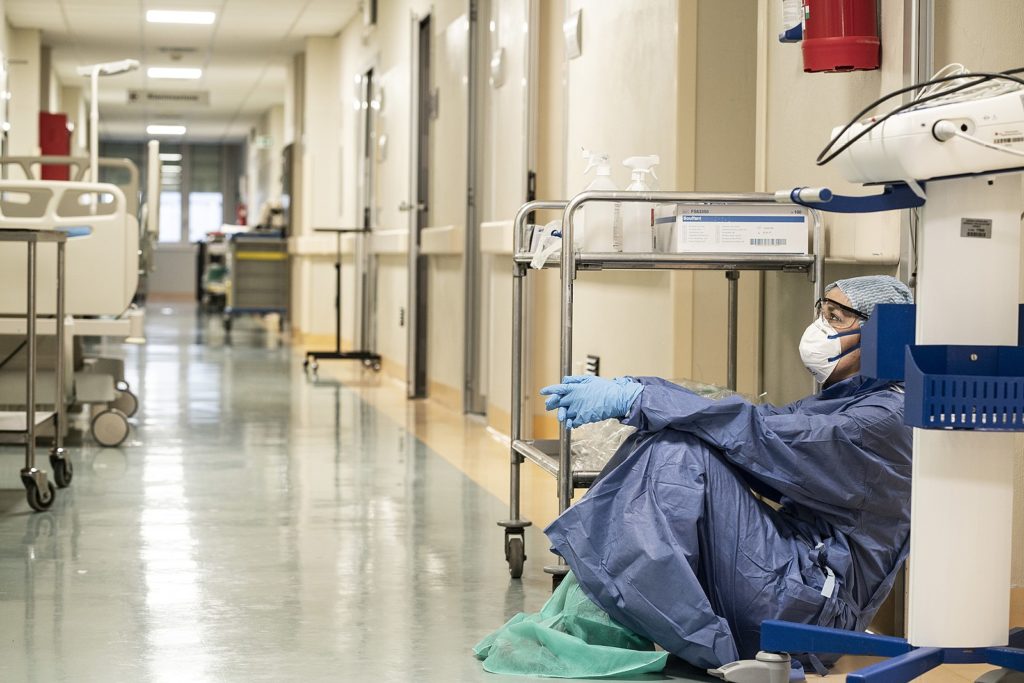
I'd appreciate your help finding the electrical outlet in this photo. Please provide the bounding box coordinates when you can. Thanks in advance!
[585,355,600,376]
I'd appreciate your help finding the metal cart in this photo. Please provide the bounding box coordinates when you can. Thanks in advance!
[222,231,289,334]
[0,229,71,511]
[499,191,824,583]
[302,228,381,377]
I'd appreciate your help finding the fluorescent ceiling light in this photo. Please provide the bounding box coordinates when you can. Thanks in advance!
[159,153,182,162]
[148,67,202,80]
[162,165,182,173]
[146,10,216,25]
[147,124,187,136]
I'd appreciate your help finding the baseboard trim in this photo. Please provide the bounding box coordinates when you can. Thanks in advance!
[429,381,462,412]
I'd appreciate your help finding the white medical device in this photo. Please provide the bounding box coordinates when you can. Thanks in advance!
[805,69,1024,652]
[830,87,1024,185]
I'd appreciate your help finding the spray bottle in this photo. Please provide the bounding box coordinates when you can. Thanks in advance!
[578,148,620,252]
[619,155,659,252]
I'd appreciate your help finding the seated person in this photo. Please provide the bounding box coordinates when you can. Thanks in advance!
[539,275,914,670]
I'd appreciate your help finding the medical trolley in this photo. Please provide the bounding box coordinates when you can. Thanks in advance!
[500,191,824,583]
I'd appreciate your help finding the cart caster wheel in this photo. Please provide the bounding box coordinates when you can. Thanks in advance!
[506,536,526,579]
[25,480,56,512]
[91,409,130,448]
[111,389,139,418]
[50,456,73,488]
[303,358,310,370]
[223,317,232,333]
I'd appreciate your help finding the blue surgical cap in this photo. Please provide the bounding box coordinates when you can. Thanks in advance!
[825,275,913,319]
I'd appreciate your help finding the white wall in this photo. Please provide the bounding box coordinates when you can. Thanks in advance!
[150,245,198,297]
[288,0,468,403]
[60,85,87,156]
[759,0,907,405]
[246,104,285,223]
[7,25,40,157]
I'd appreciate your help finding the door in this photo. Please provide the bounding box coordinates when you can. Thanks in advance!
[469,0,537,414]
[407,16,432,399]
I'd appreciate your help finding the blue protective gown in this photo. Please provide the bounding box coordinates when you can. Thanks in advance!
[544,375,912,670]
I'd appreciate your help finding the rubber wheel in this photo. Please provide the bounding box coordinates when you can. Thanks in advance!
[507,536,526,579]
[26,481,56,512]
[111,389,139,418]
[91,409,130,447]
[51,456,73,488]
[223,316,232,333]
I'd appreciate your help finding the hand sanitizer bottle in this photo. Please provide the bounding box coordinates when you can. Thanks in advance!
[578,148,620,252]
[619,155,659,252]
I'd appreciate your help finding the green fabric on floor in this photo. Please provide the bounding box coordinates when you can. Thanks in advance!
[473,572,668,678]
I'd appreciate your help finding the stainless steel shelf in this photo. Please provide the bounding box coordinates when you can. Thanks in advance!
[511,439,609,489]
[514,251,815,271]
[512,439,559,477]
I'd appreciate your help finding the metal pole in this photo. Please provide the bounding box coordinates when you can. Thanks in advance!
[510,200,566,518]
[510,264,524,521]
[54,240,65,451]
[812,211,824,301]
[90,67,99,183]
[726,270,739,391]
[558,201,580,513]
[510,206,526,521]
[25,241,36,468]
[334,232,342,354]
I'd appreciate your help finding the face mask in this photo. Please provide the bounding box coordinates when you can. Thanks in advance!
[798,317,861,384]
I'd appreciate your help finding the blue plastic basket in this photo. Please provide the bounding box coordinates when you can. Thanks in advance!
[905,344,1024,430]
[859,304,916,381]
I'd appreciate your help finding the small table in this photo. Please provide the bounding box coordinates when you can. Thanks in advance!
[302,228,382,377]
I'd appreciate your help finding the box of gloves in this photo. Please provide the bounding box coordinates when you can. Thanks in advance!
[654,204,809,255]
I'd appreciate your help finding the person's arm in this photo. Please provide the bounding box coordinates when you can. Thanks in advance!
[623,377,911,516]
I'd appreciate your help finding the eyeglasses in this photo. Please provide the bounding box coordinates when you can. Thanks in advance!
[815,297,868,331]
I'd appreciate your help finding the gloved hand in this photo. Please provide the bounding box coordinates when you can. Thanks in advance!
[539,375,643,429]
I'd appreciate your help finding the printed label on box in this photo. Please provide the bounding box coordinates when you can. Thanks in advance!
[668,205,809,254]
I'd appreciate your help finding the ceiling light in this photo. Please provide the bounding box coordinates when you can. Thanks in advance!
[147,67,202,80]
[159,153,182,162]
[147,124,187,136]
[146,10,216,25]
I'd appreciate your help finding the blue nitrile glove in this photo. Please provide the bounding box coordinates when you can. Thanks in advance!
[539,375,644,429]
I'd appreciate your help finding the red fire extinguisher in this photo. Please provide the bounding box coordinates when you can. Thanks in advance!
[802,0,880,73]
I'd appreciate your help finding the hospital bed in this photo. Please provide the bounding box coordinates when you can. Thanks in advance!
[0,155,151,381]
[0,179,139,447]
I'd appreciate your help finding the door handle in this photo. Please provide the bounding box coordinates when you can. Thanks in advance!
[399,201,426,212]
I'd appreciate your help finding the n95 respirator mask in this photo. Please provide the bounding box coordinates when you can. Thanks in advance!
[798,317,861,384]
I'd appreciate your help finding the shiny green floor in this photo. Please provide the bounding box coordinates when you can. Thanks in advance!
[0,305,702,682]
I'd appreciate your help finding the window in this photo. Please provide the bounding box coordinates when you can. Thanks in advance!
[159,191,182,242]
[188,192,223,242]
[98,141,241,244]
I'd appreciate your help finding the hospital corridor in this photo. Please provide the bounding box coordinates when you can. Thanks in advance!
[3,1,1024,682]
